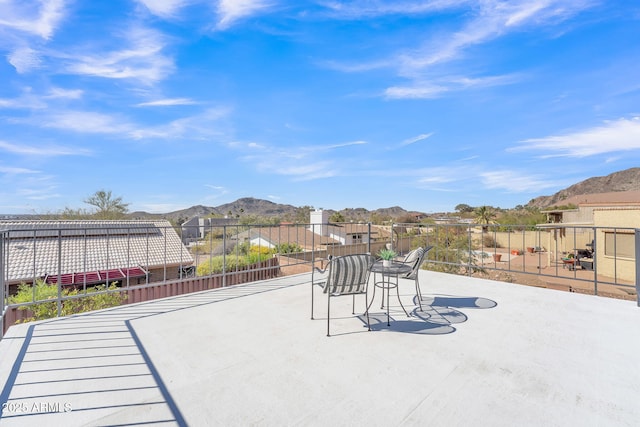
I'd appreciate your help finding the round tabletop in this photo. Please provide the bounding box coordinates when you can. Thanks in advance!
[370,261,412,275]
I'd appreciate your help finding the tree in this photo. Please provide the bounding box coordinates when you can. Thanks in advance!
[84,190,129,219]
[474,205,496,231]
[455,203,474,213]
[329,212,345,223]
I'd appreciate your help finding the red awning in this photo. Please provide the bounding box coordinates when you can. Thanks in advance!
[44,267,147,286]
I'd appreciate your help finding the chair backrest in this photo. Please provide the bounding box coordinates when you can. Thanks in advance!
[324,254,375,295]
[403,246,434,279]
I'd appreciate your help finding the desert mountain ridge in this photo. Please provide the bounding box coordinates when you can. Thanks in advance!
[526,167,640,208]
[4,168,637,221]
[145,167,639,220]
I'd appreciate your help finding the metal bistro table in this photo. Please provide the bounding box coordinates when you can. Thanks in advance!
[367,261,413,327]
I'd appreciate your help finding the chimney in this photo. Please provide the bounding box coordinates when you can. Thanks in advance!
[309,209,329,237]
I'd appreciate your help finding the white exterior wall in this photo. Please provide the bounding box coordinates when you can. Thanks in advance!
[593,208,639,282]
[309,210,329,237]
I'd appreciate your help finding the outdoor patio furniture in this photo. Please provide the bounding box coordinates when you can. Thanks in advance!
[311,253,376,336]
[397,246,434,311]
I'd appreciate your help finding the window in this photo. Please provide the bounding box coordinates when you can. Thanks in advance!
[604,232,635,259]
[351,234,362,244]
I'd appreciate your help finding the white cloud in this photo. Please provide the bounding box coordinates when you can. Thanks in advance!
[235,139,369,181]
[386,73,521,99]
[45,87,83,99]
[480,170,559,193]
[216,0,273,30]
[136,98,197,107]
[7,46,42,73]
[513,117,640,158]
[0,165,39,174]
[320,0,470,18]
[28,110,134,135]
[0,140,91,156]
[401,1,593,72]
[63,27,174,83]
[0,0,67,39]
[129,107,231,139]
[137,0,189,18]
[401,133,434,147]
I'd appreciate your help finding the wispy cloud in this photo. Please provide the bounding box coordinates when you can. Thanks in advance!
[480,170,559,193]
[0,0,67,39]
[320,0,470,19]
[398,1,593,72]
[0,165,39,174]
[24,110,134,135]
[63,26,174,83]
[400,133,434,147]
[513,117,640,158]
[236,139,368,180]
[216,0,274,30]
[136,98,198,107]
[385,74,521,99]
[325,1,594,98]
[7,46,42,73]
[129,107,231,139]
[45,87,83,99]
[136,0,189,18]
[12,106,231,141]
[0,140,92,156]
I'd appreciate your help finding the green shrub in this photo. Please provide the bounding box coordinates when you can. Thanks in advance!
[8,281,127,323]
[196,251,272,276]
[275,242,303,254]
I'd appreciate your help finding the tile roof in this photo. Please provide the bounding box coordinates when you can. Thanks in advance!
[1,220,193,283]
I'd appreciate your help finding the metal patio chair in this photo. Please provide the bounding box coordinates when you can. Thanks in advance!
[311,253,376,336]
[398,246,434,311]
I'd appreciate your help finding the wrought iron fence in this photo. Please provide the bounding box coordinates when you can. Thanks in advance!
[0,221,375,336]
[2,220,638,338]
[390,222,639,303]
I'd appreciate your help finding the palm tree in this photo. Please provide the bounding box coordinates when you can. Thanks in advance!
[474,205,496,231]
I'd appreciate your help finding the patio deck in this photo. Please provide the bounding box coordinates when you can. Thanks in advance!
[0,270,639,426]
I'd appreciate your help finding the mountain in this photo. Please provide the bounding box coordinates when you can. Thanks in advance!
[527,167,640,208]
[216,198,298,217]
[128,198,418,223]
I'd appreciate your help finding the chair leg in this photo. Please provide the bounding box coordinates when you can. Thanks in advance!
[415,277,423,311]
[311,280,315,320]
[327,291,331,337]
[365,290,371,331]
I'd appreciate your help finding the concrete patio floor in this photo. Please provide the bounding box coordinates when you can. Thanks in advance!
[0,270,639,426]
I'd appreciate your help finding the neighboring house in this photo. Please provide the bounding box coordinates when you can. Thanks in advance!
[239,226,341,251]
[1,220,194,287]
[180,216,236,244]
[539,191,640,282]
[231,210,387,252]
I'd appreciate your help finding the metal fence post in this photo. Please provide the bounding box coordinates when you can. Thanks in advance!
[635,228,640,307]
[57,229,62,317]
[1,231,5,337]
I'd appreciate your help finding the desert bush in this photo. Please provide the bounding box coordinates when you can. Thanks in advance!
[196,251,272,276]
[275,242,303,254]
[8,281,127,323]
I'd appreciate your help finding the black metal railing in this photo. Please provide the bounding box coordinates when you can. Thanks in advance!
[2,220,638,338]
[390,222,639,303]
[0,221,376,336]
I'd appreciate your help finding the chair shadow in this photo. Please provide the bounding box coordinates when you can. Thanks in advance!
[354,293,498,335]
[362,313,456,335]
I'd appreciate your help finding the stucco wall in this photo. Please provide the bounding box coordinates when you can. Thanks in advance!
[593,208,638,282]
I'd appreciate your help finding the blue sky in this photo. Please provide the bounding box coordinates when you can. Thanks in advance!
[1,1,639,215]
